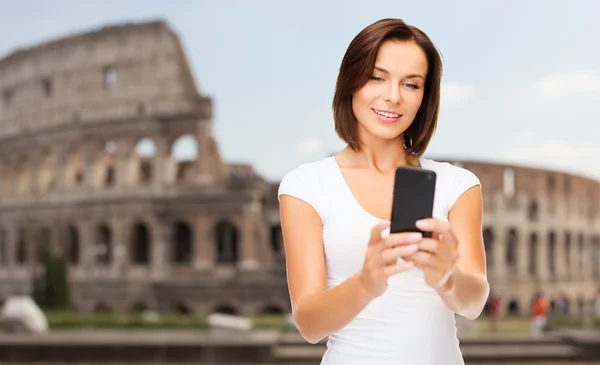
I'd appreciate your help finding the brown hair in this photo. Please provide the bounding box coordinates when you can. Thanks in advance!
[332,18,443,155]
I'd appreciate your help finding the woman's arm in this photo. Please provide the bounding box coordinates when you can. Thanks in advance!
[436,186,490,320]
[279,194,373,344]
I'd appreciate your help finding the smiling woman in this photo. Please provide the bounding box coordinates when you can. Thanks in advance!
[278,18,487,365]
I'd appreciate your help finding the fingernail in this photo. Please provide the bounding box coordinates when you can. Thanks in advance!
[379,221,390,229]
[381,226,390,239]
[408,244,418,251]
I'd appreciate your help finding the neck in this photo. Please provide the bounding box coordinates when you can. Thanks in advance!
[349,130,417,174]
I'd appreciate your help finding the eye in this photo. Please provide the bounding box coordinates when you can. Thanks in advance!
[370,76,385,82]
[403,82,420,89]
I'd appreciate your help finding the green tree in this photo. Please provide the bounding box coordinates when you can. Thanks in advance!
[31,247,71,310]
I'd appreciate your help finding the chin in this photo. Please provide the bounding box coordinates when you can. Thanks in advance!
[365,124,404,141]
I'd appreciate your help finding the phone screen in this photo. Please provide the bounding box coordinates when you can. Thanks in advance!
[389,166,436,237]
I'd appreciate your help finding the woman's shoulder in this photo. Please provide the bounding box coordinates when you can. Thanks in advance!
[421,156,480,183]
[277,157,334,210]
[421,156,481,210]
[279,156,334,185]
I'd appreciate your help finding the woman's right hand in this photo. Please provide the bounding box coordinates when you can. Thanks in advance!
[358,222,422,300]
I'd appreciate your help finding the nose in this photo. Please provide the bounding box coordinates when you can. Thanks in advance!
[384,84,403,104]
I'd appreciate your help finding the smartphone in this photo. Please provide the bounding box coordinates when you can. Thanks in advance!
[389,166,436,237]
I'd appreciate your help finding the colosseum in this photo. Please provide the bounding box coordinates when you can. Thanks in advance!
[0,20,598,319]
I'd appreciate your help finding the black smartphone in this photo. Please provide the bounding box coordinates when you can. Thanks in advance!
[389,166,436,237]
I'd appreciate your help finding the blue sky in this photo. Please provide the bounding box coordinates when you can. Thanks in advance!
[1,0,599,181]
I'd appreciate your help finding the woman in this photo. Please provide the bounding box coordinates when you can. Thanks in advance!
[278,18,489,365]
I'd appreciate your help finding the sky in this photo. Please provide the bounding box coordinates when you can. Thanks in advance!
[0,0,599,182]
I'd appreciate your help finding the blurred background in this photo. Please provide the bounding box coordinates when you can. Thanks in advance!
[0,1,599,364]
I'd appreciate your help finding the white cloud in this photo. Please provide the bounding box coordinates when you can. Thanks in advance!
[441,82,475,107]
[503,140,600,181]
[530,71,600,100]
[296,137,323,156]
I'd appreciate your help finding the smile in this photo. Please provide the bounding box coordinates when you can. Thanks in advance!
[372,108,402,123]
[372,109,401,118]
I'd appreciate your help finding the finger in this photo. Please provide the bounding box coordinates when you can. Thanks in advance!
[405,250,453,271]
[417,238,458,262]
[369,221,390,246]
[381,244,419,263]
[383,260,414,277]
[416,219,458,247]
[381,232,423,248]
[415,218,450,234]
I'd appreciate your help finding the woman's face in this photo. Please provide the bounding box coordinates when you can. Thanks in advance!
[352,40,428,145]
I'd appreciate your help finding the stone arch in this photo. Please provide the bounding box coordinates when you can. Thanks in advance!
[0,161,12,196]
[270,224,284,263]
[482,227,493,270]
[258,304,285,316]
[130,301,149,314]
[16,228,27,264]
[173,302,192,316]
[212,304,238,315]
[592,235,600,279]
[94,302,112,314]
[506,228,518,269]
[548,231,557,276]
[0,228,7,265]
[65,225,79,265]
[507,299,520,316]
[35,226,51,264]
[564,231,572,274]
[104,141,117,187]
[91,141,117,188]
[173,221,193,264]
[215,220,239,264]
[577,233,585,274]
[559,296,571,315]
[95,224,112,265]
[16,156,30,194]
[527,199,539,222]
[131,222,151,265]
[134,137,157,184]
[38,149,55,192]
[528,232,538,274]
[170,134,198,182]
[171,134,198,162]
[578,298,585,316]
[65,149,84,187]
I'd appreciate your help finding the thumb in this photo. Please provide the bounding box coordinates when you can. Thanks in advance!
[369,221,390,246]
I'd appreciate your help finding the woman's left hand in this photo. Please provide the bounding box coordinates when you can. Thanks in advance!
[404,218,459,291]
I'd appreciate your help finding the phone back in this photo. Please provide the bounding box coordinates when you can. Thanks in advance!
[389,166,436,236]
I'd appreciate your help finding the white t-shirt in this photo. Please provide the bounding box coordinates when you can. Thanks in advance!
[278,155,481,365]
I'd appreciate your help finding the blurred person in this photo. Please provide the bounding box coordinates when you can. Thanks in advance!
[278,18,489,365]
[487,293,501,333]
[531,292,549,336]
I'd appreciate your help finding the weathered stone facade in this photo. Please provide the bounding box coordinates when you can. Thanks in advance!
[0,20,597,318]
[451,160,600,316]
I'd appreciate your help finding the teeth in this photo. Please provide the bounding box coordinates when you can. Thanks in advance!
[374,109,400,118]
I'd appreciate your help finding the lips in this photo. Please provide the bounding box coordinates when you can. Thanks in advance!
[372,108,402,124]
[372,108,402,118]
